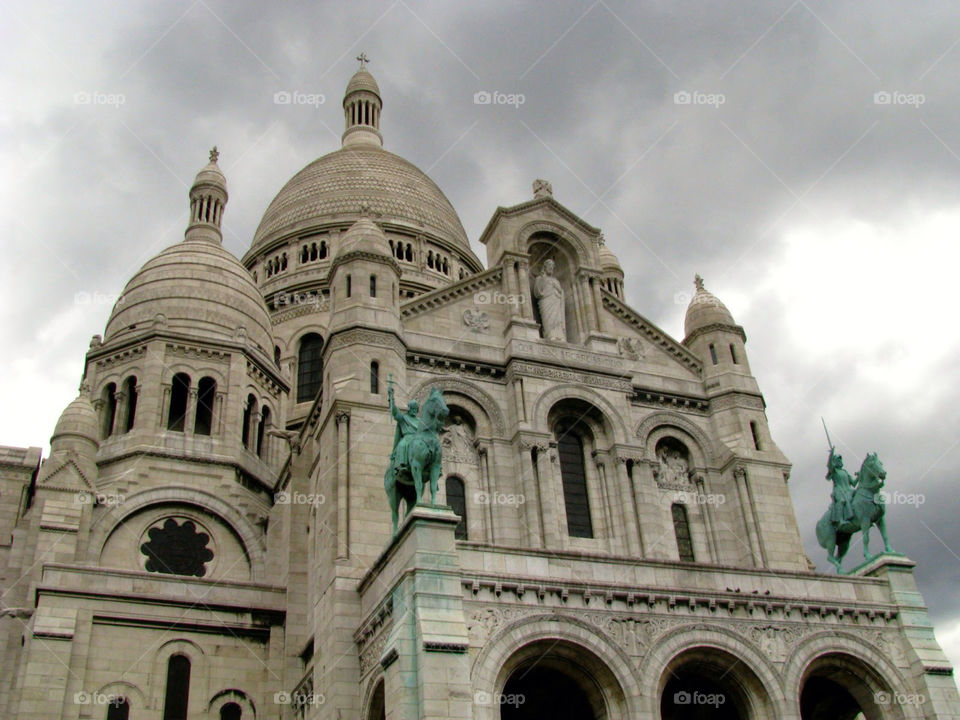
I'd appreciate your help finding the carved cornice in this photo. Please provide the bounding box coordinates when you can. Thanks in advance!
[327,327,406,356]
[683,322,747,345]
[407,353,505,381]
[93,344,147,370]
[601,294,702,374]
[400,266,504,321]
[631,388,709,412]
[509,361,632,393]
[709,391,765,412]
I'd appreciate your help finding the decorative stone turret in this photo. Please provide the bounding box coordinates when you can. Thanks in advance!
[184,147,227,244]
[342,53,383,148]
[683,274,754,388]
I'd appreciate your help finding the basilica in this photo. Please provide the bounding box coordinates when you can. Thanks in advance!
[0,62,957,720]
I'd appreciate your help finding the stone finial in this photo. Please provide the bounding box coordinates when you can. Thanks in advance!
[357,52,370,70]
[209,146,219,163]
[533,179,553,199]
[597,232,606,246]
[694,274,705,292]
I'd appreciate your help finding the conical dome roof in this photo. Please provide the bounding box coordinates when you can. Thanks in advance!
[345,68,380,97]
[51,393,99,447]
[103,239,274,355]
[336,216,392,259]
[684,275,736,337]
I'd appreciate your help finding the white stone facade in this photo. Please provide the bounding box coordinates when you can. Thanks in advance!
[0,65,957,720]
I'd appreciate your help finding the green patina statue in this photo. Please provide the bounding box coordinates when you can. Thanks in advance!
[383,375,449,533]
[815,421,895,572]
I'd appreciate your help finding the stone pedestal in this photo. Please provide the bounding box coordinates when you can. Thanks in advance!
[858,554,960,715]
[365,505,472,720]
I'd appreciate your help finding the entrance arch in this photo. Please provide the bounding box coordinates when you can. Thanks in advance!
[658,647,774,720]
[495,639,619,720]
[799,653,906,720]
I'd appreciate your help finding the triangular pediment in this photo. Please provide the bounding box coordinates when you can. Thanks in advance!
[479,195,602,247]
[36,454,96,493]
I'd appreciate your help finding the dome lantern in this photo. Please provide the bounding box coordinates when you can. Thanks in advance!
[342,53,383,148]
[185,147,228,244]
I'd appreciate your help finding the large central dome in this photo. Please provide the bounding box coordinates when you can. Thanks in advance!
[249,144,470,257]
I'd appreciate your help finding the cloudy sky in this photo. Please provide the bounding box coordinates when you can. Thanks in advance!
[2,0,958,679]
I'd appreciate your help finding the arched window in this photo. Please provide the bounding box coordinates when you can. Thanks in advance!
[370,361,380,395]
[557,430,593,538]
[194,377,216,436]
[241,394,256,448]
[162,654,191,720]
[297,333,324,403]
[122,376,137,433]
[310,242,318,261]
[300,245,308,264]
[709,343,718,365]
[220,702,242,720]
[405,244,412,261]
[106,697,130,720]
[257,405,270,458]
[750,421,762,450]
[445,476,467,539]
[672,503,694,561]
[274,345,282,366]
[101,383,117,438]
[730,343,739,364]
[369,274,376,297]
[319,240,327,259]
[346,274,352,298]
[166,373,190,432]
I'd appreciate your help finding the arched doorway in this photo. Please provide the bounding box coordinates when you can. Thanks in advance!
[658,647,772,720]
[495,639,623,720]
[367,679,385,720]
[800,653,900,720]
[501,665,594,719]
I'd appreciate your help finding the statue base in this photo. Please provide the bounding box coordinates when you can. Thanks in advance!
[847,551,910,576]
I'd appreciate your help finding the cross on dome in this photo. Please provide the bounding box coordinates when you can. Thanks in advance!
[209,146,219,163]
[357,52,370,70]
[694,274,705,291]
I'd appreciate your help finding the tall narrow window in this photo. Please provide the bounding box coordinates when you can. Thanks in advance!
[194,377,216,436]
[346,274,352,298]
[101,383,117,438]
[750,421,762,450]
[106,698,130,720]
[297,333,324,403]
[167,374,190,432]
[672,503,694,561]
[241,394,255,448]
[446,476,467,540]
[162,654,191,720]
[122,376,137,433]
[370,361,380,395]
[709,344,718,365]
[257,406,270,458]
[557,431,593,538]
[369,274,377,297]
[220,703,242,720]
[729,343,739,364]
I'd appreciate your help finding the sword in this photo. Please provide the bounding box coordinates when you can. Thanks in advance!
[821,417,834,452]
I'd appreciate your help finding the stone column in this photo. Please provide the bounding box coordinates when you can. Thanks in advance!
[336,410,350,560]
[503,258,520,318]
[637,461,668,559]
[516,258,534,320]
[534,442,561,549]
[577,271,598,335]
[616,457,642,556]
[213,391,226,436]
[517,444,543,548]
[734,465,764,567]
[593,452,622,548]
[184,386,198,434]
[160,385,171,431]
[477,443,494,543]
[114,389,128,434]
[591,274,611,333]
[694,473,719,563]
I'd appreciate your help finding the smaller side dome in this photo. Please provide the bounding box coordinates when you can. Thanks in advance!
[345,68,380,96]
[51,392,99,449]
[684,274,736,337]
[598,241,622,271]
[335,217,393,260]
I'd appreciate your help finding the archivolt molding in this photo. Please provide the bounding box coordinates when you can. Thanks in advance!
[530,383,629,444]
[517,219,594,265]
[86,486,267,581]
[635,411,721,467]
[410,375,505,436]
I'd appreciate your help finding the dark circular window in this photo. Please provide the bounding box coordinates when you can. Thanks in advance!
[140,518,214,577]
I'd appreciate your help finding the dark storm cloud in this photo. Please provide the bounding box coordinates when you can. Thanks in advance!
[2,0,958,663]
